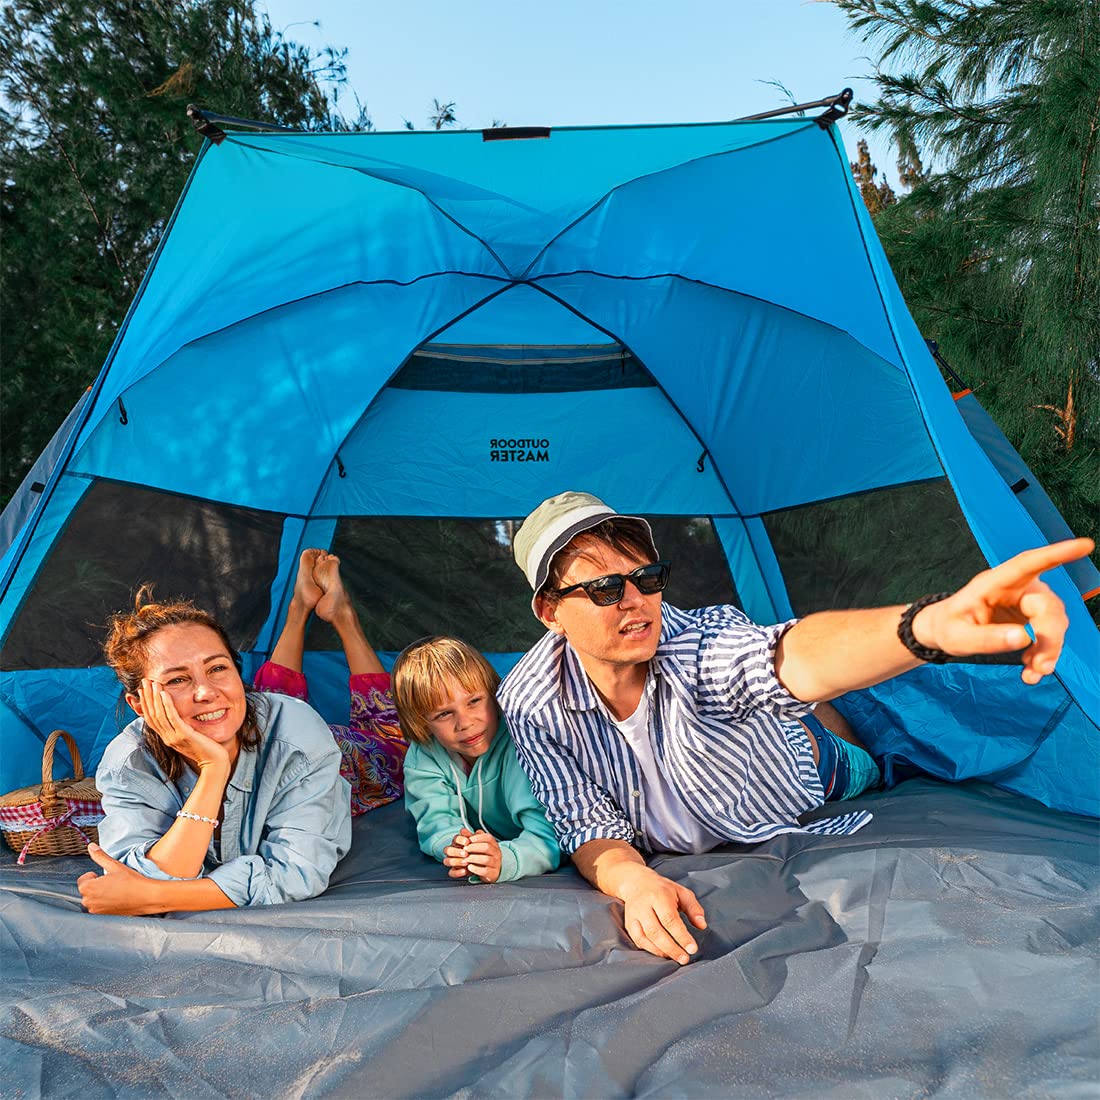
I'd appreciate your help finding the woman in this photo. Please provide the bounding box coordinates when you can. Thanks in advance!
[80,575,354,916]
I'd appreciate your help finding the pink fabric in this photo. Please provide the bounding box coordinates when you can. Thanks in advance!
[253,662,407,816]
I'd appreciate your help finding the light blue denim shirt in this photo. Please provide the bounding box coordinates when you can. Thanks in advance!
[96,693,352,907]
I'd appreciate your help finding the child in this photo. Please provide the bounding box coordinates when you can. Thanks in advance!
[254,549,407,815]
[392,637,560,883]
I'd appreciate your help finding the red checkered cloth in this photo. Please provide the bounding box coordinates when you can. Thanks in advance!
[0,797,105,864]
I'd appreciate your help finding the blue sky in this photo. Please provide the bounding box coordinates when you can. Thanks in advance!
[260,0,902,185]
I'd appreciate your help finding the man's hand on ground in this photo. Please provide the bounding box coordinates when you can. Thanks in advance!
[615,864,706,965]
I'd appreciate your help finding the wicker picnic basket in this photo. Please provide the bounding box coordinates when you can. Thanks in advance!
[0,729,104,865]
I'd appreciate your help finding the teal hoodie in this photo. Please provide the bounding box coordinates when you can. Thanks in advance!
[403,720,560,883]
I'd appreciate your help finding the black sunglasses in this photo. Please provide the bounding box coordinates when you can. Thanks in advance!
[555,561,671,606]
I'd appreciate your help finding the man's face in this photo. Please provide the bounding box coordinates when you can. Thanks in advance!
[536,537,662,676]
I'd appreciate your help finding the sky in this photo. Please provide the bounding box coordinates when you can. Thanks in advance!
[259,0,902,186]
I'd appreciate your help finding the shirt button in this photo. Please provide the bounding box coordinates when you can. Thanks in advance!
[632,790,641,799]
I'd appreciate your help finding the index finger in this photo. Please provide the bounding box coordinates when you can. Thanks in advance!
[1017,586,1070,684]
[982,538,1094,590]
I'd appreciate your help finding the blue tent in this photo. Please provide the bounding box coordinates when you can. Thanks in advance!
[2,115,1097,814]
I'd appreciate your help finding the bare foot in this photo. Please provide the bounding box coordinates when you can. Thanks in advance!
[293,549,325,611]
[314,553,352,623]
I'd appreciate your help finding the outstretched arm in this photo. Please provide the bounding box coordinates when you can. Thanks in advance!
[776,537,1093,702]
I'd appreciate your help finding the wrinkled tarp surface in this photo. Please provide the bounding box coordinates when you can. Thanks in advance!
[2,778,1097,1099]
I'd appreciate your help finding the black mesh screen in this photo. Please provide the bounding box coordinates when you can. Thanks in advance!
[307,515,739,653]
[763,478,988,615]
[2,480,284,670]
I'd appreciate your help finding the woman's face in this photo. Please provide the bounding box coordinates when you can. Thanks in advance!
[136,622,247,745]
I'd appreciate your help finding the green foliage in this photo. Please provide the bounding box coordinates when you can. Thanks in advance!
[836,0,1100,615]
[0,0,354,506]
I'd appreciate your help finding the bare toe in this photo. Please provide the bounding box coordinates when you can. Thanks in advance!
[294,549,325,609]
[314,554,351,622]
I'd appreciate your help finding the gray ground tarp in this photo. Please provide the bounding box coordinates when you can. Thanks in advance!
[2,778,1098,1098]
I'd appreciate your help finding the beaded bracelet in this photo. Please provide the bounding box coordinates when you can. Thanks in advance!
[177,809,219,826]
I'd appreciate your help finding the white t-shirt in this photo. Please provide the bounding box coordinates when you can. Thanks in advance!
[606,677,728,854]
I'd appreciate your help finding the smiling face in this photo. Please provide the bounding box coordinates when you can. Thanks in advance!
[536,536,663,678]
[128,622,248,747]
[424,675,500,766]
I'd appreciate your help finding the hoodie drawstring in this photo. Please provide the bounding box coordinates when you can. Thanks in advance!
[447,757,487,835]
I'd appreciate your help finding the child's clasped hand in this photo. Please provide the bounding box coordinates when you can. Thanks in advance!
[443,827,503,882]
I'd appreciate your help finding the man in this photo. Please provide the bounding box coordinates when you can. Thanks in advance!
[498,490,1092,965]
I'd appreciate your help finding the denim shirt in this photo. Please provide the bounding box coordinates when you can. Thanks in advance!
[96,693,352,907]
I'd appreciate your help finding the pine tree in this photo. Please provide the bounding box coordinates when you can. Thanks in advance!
[836,0,1100,591]
[850,138,898,213]
[0,1,354,506]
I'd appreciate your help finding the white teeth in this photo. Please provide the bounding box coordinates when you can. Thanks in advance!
[622,623,648,634]
[196,710,227,722]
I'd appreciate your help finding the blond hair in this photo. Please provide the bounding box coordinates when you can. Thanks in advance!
[392,636,500,744]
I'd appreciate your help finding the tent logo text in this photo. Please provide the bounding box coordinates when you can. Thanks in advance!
[490,438,550,463]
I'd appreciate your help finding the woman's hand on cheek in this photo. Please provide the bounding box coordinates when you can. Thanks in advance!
[139,679,231,773]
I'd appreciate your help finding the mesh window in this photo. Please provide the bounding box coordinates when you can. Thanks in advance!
[2,480,284,670]
[763,478,988,615]
[307,515,739,653]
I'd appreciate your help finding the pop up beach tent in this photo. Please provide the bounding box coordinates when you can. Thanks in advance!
[2,105,1096,805]
[3,105,1099,1098]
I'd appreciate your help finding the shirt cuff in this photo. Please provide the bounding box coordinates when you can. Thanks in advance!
[558,820,636,856]
[756,620,817,716]
[117,842,200,882]
[207,856,265,907]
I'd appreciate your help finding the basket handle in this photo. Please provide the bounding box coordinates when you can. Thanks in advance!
[42,729,84,788]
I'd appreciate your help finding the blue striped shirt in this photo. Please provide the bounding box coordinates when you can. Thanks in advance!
[498,604,872,854]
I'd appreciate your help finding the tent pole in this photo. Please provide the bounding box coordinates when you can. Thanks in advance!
[736,88,853,126]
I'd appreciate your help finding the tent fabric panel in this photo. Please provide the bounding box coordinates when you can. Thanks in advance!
[0,474,93,646]
[251,516,309,657]
[990,698,1100,814]
[71,277,507,513]
[710,517,783,625]
[956,393,1100,597]
[70,148,505,440]
[533,273,943,514]
[837,665,1098,818]
[0,668,128,792]
[839,167,1100,721]
[313,387,734,518]
[763,478,990,616]
[532,125,900,364]
[0,389,89,560]
[232,122,817,275]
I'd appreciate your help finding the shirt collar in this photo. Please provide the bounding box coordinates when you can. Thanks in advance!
[560,643,603,711]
